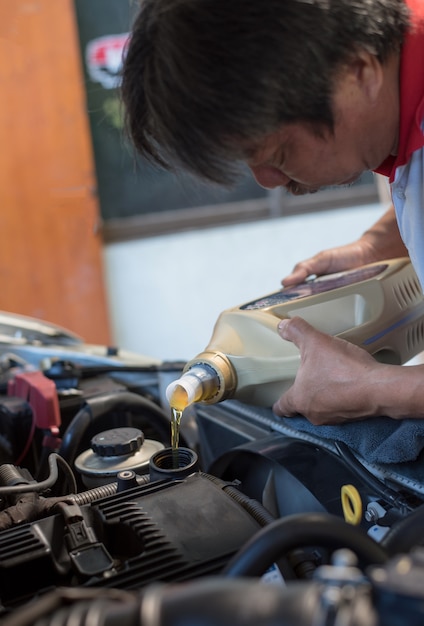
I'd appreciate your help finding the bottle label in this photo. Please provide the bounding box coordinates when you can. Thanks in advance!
[240,264,387,310]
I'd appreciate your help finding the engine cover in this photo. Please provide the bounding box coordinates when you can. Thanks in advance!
[0,472,263,610]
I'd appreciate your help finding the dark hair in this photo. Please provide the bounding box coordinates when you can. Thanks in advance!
[121,0,410,185]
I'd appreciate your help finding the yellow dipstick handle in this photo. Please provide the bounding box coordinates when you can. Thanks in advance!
[341,484,362,525]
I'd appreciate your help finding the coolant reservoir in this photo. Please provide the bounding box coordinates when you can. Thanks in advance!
[166,258,424,409]
[75,427,164,488]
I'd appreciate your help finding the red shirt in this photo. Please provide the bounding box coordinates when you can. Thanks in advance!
[374,0,424,182]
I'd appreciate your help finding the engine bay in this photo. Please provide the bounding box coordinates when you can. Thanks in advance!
[1,312,424,625]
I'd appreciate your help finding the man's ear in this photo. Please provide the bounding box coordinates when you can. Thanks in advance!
[347,49,384,103]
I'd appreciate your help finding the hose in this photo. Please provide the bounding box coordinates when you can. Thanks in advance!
[0,453,67,495]
[201,473,275,526]
[223,484,275,526]
[334,442,412,512]
[222,511,388,577]
[58,391,182,466]
[1,587,138,626]
[5,579,376,626]
[0,459,150,530]
[380,502,424,556]
[1,580,321,626]
[69,473,150,506]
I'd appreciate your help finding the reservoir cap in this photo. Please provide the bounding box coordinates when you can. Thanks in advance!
[91,427,144,457]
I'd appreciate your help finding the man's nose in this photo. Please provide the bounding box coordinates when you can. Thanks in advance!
[248,164,290,189]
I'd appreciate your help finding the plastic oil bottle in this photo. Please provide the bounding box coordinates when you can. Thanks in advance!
[166,258,424,417]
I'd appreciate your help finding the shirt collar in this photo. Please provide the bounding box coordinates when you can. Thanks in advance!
[374,0,424,182]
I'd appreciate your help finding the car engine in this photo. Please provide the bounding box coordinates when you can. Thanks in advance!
[0,312,424,626]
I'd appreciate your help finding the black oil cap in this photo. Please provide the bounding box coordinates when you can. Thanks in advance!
[91,427,144,457]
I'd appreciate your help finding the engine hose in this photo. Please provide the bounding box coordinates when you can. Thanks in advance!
[334,441,412,512]
[201,472,276,526]
[19,579,376,626]
[0,473,151,531]
[59,391,180,465]
[1,587,138,626]
[222,511,388,578]
[0,453,67,495]
[223,484,276,526]
[58,404,95,466]
[380,502,424,556]
[69,473,151,506]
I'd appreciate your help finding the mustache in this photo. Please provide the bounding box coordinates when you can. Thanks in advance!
[286,180,319,195]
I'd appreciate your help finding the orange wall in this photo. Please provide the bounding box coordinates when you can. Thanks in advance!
[0,0,111,344]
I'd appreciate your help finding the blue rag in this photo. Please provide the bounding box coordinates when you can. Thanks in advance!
[282,415,424,464]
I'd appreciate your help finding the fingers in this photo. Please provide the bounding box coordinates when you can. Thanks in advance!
[277,316,316,350]
[273,317,315,418]
[281,261,318,287]
[273,317,379,423]
[281,243,367,287]
[272,392,297,417]
[281,254,334,287]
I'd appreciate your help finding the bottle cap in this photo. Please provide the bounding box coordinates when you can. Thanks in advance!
[166,374,200,410]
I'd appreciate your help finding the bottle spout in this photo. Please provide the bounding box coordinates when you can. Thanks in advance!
[166,363,222,410]
[166,375,201,411]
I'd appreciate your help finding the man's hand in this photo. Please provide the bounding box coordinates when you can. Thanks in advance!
[281,241,378,287]
[272,317,383,424]
[282,205,408,287]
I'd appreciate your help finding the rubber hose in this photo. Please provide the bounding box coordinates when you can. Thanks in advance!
[223,511,388,577]
[222,484,276,526]
[380,503,424,556]
[59,391,179,465]
[1,587,138,626]
[201,472,275,526]
[334,441,411,511]
[70,473,151,506]
[146,578,324,626]
[20,582,318,626]
[58,404,93,465]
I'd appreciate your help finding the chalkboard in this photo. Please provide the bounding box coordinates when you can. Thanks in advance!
[73,0,268,222]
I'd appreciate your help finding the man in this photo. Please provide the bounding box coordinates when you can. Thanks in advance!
[121,0,424,425]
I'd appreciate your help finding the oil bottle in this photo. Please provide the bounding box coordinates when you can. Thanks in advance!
[167,258,424,411]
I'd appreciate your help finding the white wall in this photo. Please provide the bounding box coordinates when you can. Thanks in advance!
[103,203,386,362]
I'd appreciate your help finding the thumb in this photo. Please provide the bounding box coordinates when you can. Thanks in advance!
[277,316,317,350]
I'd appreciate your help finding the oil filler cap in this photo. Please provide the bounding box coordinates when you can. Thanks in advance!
[91,427,144,457]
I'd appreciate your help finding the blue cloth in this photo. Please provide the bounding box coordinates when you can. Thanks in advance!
[282,415,424,464]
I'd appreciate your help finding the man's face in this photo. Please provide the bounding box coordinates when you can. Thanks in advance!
[245,56,398,195]
[246,122,369,195]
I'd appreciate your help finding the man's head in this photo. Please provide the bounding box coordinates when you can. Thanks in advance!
[121,0,409,190]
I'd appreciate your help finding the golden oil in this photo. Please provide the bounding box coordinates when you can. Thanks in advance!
[169,385,189,467]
